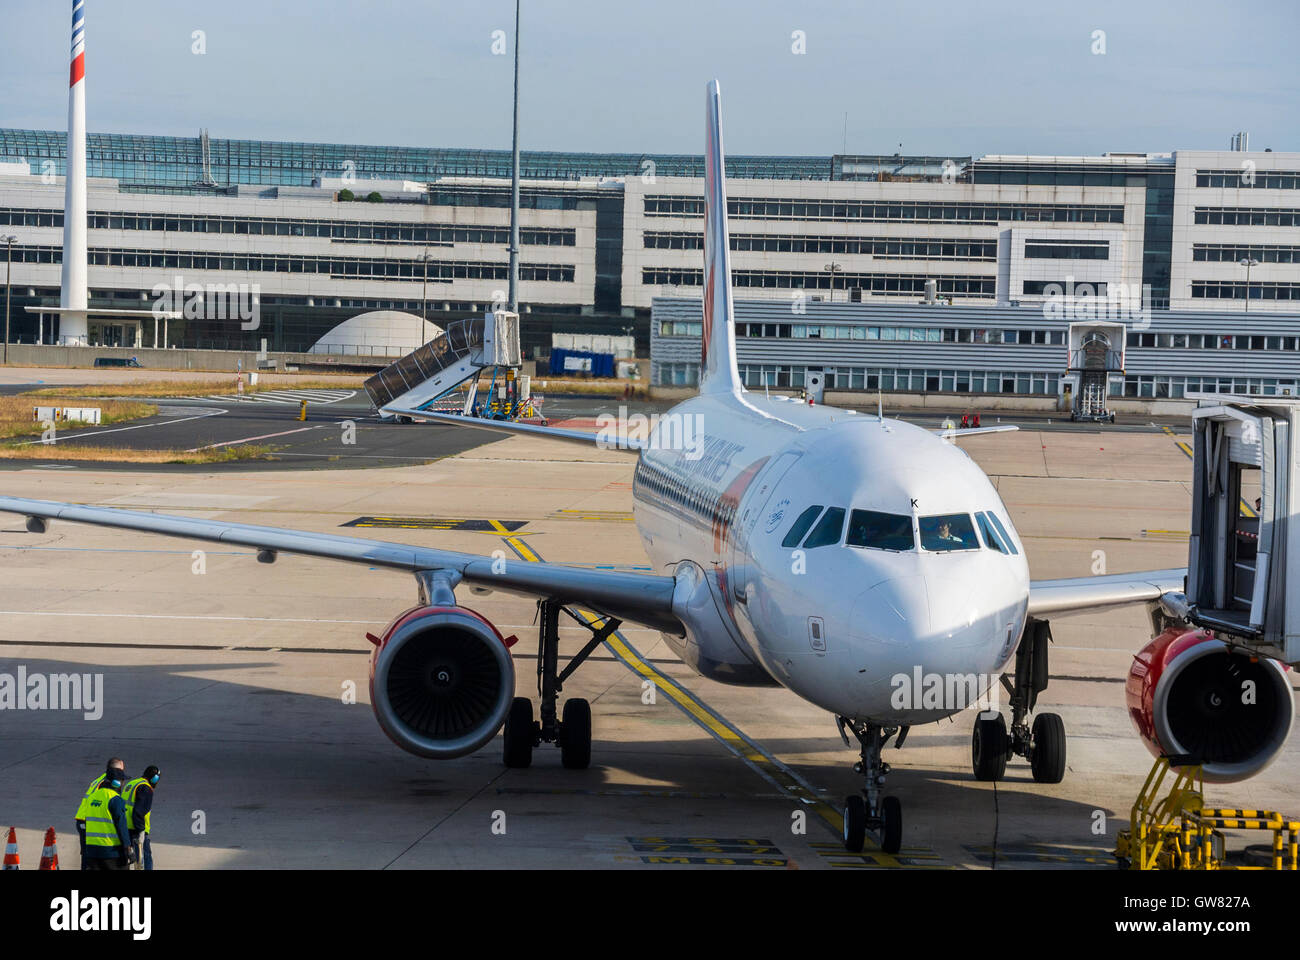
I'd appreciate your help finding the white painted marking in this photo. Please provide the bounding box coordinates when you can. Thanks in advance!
[104,492,278,508]
[186,425,322,453]
[16,407,227,445]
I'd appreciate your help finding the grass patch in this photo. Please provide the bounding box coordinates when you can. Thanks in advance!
[23,377,363,399]
[530,378,648,398]
[0,395,158,441]
[0,442,275,464]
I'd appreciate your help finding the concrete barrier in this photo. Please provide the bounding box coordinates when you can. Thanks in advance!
[1,343,387,373]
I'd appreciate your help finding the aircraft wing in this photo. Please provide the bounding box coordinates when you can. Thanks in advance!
[382,406,645,452]
[0,496,680,632]
[934,425,1019,439]
[1027,568,1186,617]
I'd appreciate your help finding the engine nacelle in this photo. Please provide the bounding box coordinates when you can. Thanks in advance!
[368,605,515,759]
[1126,626,1293,782]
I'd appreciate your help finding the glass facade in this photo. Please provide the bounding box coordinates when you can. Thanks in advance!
[1140,173,1174,309]
[0,128,830,193]
[645,196,1125,225]
[732,364,1061,395]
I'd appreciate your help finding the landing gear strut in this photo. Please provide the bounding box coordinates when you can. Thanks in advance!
[838,719,905,854]
[971,617,1067,784]
[502,598,619,770]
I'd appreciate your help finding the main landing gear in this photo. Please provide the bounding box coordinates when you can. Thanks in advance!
[503,598,619,770]
[972,617,1067,784]
[837,719,906,854]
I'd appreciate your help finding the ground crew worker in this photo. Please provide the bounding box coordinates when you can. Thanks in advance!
[75,756,125,869]
[124,765,160,871]
[82,763,133,871]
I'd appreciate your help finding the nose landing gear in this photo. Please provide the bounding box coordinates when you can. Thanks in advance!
[838,718,905,854]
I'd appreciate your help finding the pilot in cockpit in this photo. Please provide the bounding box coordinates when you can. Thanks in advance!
[934,520,963,546]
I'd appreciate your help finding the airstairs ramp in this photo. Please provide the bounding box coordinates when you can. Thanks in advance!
[363,311,522,416]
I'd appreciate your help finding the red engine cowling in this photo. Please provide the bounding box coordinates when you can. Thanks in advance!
[1126,626,1293,782]
[368,605,515,759]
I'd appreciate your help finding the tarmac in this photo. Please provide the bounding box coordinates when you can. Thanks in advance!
[0,374,1296,869]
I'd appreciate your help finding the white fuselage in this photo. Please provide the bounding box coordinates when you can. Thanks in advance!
[632,390,1030,726]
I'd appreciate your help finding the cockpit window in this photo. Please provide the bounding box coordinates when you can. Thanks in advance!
[846,510,915,551]
[984,510,1019,555]
[802,507,846,548]
[975,511,1009,554]
[919,513,978,552]
[782,505,824,548]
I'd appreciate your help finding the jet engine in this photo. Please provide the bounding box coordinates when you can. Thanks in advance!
[1126,626,1293,782]
[368,605,516,759]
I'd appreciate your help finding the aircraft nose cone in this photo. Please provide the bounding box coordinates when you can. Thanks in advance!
[855,575,930,641]
[853,575,985,648]
[927,582,984,645]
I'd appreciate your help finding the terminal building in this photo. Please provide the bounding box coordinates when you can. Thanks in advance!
[0,128,1297,400]
[650,298,1300,403]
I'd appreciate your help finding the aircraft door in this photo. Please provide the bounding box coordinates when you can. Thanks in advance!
[805,370,825,404]
[730,452,801,602]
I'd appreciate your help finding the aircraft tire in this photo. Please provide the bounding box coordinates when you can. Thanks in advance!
[1030,713,1067,784]
[560,698,592,769]
[843,795,867,853]
[972,714,1008,781]
[503,697,534,768]
[880,796,903,855]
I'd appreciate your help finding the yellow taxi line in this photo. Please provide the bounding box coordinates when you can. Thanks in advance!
[500,532,852,840]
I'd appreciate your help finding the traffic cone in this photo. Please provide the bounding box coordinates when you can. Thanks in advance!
[3,827,19,869]
[38,828,58,870]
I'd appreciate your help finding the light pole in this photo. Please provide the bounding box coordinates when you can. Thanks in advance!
[507,0,521,313]
[1239,256,1259,313]
[2,235,15,365]
[824,262,842,303]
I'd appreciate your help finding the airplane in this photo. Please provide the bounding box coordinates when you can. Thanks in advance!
[2,79,1292,855]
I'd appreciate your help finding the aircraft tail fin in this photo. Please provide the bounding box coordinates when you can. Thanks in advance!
[699,79,744,396]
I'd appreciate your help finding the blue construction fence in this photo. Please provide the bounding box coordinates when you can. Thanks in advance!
[548,348,615,378]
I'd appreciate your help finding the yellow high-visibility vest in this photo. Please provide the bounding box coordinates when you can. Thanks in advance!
[123,778,152,833]
[83,787,124,849]
[74,774,106,822]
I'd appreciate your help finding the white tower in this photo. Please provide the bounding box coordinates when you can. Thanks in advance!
[59,0,89,344]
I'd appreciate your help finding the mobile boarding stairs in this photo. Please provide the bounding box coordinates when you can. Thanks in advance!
[363,311,523,422]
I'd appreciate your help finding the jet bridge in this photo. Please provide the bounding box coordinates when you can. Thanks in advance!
[1184,395,1300,664]
[363,310,522,418]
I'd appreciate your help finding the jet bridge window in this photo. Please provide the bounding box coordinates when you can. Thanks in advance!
[846,510,915,551]
[782,505,824,548]
[802,507,846,548]
[919,513,978,552]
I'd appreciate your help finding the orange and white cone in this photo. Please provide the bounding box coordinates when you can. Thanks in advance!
[38,828,58,870]
[3,827,19,869]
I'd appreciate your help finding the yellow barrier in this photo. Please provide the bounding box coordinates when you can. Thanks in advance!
[1115,756,1204,870]
[1116,756,1299,870]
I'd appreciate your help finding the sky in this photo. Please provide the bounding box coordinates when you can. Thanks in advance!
[1,0,1297,158]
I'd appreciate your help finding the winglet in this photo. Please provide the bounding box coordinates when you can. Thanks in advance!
[700,79,744,396]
